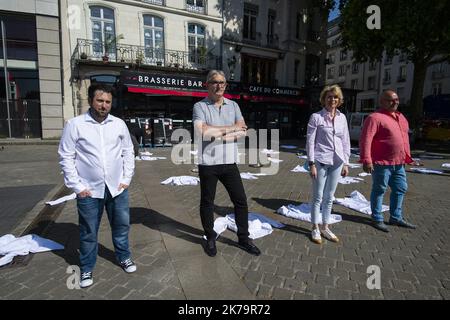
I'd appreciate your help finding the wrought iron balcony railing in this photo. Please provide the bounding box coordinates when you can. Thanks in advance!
[139,0,164,5]
[73,39,221,70]
[186,3,205,14]
[266,34,279,49]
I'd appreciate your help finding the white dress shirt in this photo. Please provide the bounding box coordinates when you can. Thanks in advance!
[58,111,135,199]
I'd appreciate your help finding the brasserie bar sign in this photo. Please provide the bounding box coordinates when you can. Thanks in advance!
[121,71,205,90]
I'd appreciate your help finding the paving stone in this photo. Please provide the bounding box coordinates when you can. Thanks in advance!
[272,287,294,300]
[293,291,315,300]
[262,274,284,287]
[327,288,351,300]
[1,145,449,300]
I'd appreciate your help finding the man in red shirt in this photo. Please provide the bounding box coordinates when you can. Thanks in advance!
[360,90,416,232]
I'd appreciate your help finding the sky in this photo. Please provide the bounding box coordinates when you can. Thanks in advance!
[328,1,341,21]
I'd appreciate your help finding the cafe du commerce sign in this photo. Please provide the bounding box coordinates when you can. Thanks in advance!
[245,84,300,97]
[121,71,206,91]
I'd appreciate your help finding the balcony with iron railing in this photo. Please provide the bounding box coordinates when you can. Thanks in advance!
[242,32,262,46]
[185,2,205,14]
[73,39,221,71]
[139,0,165,5]
[266,34,279,49]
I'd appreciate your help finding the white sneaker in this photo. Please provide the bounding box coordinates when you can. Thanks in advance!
[311,229,322,244]
[120,258,137,273]
[80,272,93,288]
[321,227,339,242]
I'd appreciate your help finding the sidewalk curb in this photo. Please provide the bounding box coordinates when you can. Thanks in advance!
[11,182,67,236]
[0,139,60,146]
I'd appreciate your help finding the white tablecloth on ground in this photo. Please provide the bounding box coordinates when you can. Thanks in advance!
[0,234,64,267]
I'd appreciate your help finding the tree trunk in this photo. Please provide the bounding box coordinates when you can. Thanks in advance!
[409,60,427,131]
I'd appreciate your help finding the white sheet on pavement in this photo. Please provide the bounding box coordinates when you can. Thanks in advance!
[358,172,371,177]
[261,149,280,155]
[0,234,64,267]
[291,165,309,173]
[161,176,200,186]
[45,193,76,206]
[277,203,342,224]
[207,212,285,240]
[338,176,364,184]
[347,163,362,169]
[409,167,444,175]
[240,172,259,180]
[141,156,167,161]
[334,190,389,215]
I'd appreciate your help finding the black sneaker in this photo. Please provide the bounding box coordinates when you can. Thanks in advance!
[204,239,217,257]
[389,219,417,229]
[80,271,93,288]
[120,258,137,273]
[238,240,261,256]
[372,221,389,233]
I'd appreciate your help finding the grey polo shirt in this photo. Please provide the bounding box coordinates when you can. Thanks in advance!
[193,97,244,165]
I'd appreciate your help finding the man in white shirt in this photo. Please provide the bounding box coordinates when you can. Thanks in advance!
[59,84,136,288]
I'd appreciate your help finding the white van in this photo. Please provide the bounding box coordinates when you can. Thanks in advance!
[347,112,416,144]
[347,112,370,141]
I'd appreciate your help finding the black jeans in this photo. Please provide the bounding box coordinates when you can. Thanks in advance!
[198,164,249,242]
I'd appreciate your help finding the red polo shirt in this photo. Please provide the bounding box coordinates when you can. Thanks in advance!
[359,108,413,165]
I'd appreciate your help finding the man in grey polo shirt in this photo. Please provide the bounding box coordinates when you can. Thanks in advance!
[193,70,261,257]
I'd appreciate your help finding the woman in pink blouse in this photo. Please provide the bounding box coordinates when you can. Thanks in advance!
[306,85,351,244]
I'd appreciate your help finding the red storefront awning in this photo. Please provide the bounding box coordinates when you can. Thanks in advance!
[242,94,307,105]
[127,86,240,100]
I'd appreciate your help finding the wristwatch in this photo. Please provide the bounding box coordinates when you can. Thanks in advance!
[309,161,315,166]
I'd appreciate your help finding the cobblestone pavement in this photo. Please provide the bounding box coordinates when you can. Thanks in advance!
[0,144,449,300]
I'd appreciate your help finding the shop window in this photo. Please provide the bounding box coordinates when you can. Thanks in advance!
[241,54,276,85]
[0,13,37,61]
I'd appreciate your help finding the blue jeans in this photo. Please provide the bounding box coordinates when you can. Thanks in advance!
[370,164,408,223]
[311,161,343,225]
[77,187,131,273]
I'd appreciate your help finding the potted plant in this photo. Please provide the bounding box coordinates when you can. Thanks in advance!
[198,46,208,65]
[135,51,145,65]
[103,34,124,62]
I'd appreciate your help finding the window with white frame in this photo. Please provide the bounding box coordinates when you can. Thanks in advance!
[90,6,116,57]
[398,65,407,82]
[188,23,205,64]
[351,79,358,89]
[144,15,164,63]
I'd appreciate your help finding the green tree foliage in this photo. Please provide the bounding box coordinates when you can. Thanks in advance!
[339,0,450,127]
